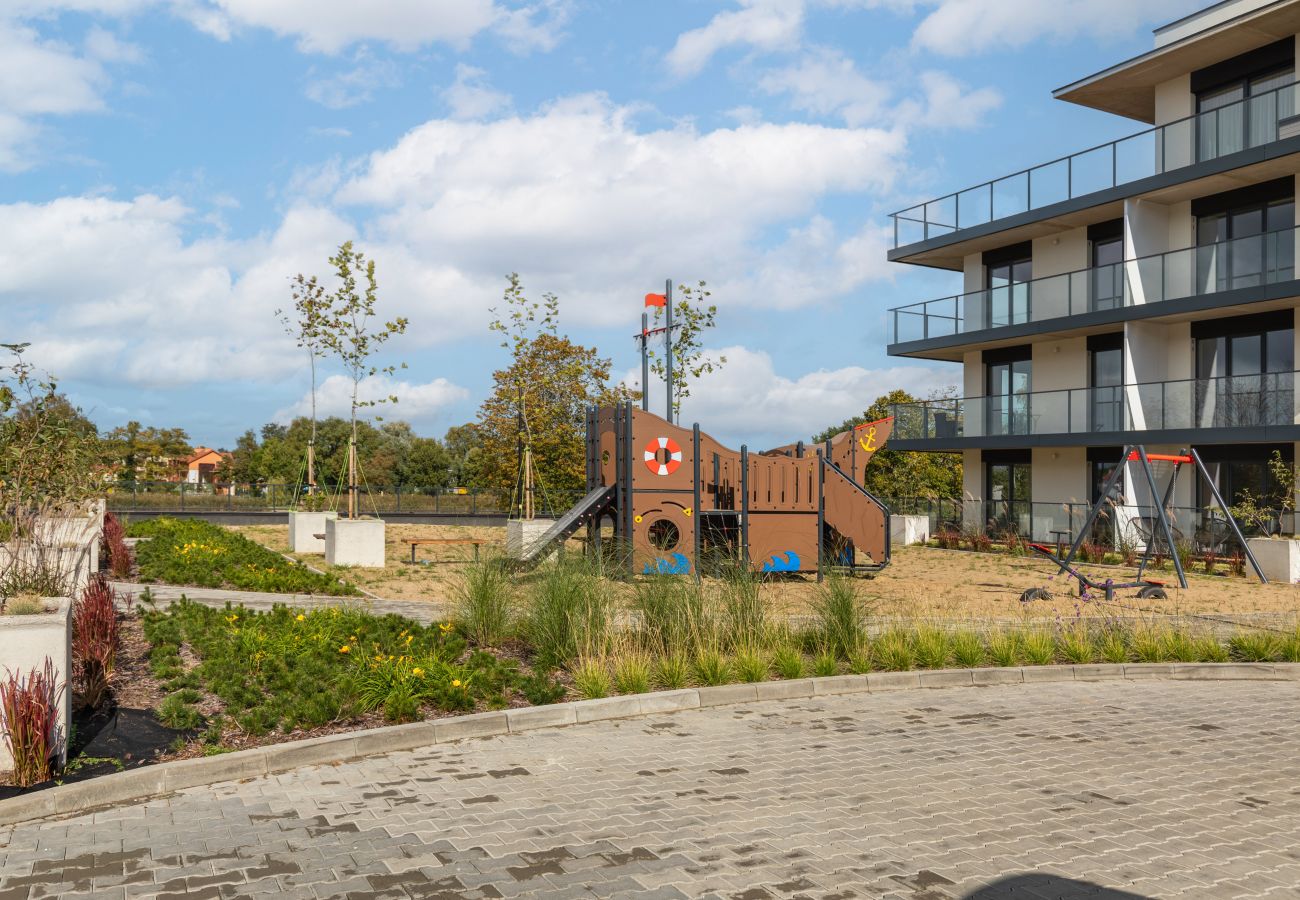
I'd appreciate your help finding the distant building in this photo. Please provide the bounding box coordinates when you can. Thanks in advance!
[185,447,230,484]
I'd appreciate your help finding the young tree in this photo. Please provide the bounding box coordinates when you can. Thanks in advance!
[479,275,631,509]
[645,280,724,421]
[276,276,331,497]
[314,241,408,518]
[101,422,192,482]
[813,389,962,501]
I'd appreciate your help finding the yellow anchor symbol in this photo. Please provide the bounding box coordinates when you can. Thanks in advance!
[683,507,693,517]
[858,425,878,453]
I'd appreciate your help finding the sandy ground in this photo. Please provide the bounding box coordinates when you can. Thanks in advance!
[231,524,1300,624]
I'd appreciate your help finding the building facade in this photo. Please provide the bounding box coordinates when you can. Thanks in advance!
[887,0,1300,543]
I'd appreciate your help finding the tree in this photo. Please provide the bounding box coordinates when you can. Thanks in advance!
[102,421,192,482]
[277,269,332,495]
[813,389,962,501]
[479,275,632,508]
[645,280,723,421]
[313,241,409,517]
[443,423,483,489]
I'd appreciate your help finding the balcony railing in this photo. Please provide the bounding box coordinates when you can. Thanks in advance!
[892,370,1299,441]
[888,227,1298,344]
[890,79,1298,250]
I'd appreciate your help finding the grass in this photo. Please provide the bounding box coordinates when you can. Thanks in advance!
[2,594,46,616]
[811,574,868,659]
[613,653,651,695]
[524,557,614,669]
[456,556,515,648]
[571,658,612,700]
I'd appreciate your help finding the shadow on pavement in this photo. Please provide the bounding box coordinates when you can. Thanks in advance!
[963,873,1149,899]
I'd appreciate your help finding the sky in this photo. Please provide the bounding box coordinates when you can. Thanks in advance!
[3,0,1209,450]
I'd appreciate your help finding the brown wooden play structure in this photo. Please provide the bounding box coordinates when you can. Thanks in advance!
[520,402,893,577]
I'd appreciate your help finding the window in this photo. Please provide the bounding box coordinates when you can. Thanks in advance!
[1088,220,1124,311]
[1196,65,1294,160]
[985,254,1031,328]
[1196,444,1294,534]
[1089,336,1124,432]
[986,462,1031,535]
[986,355,1031,436]
[1196,197,1294,292]
[1194,313,1294,428]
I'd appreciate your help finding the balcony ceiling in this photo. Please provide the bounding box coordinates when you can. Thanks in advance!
[1054,0,1300,123]
[900,152,1300,271]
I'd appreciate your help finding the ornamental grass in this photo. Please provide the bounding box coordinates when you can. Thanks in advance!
[0,659,64,787]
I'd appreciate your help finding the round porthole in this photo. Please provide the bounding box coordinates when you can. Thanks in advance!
[648,519,680,551]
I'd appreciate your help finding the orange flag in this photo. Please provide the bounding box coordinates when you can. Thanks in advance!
[644,293,667,307]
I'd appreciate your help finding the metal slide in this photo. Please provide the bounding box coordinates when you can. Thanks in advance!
[514,484,616,567]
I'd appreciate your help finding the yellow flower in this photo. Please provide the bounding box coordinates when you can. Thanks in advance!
[439,623,452,634]
[451,678,462,688]
[339,645,351,654]
[295,614,306,622]
[405,635,413,644]
[413,667,424,677]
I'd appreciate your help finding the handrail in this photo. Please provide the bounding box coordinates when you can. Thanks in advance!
[890,78,1299,249]
[888,225,1299,344]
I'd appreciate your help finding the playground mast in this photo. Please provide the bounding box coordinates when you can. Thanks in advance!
[638,279,679,424]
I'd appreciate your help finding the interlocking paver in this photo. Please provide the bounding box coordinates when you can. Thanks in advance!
[4,681,1300,898]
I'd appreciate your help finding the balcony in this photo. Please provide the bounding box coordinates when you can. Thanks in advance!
[890,80,1299,253]
[891,370,1299,446]
[888,227,1298,349]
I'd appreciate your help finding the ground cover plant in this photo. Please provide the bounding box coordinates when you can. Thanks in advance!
[130,517,358,596]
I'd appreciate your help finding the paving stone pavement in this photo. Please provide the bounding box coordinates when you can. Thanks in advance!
[4,680,1300,900]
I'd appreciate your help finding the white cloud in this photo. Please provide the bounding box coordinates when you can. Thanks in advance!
[275,374,470,424]
[631,345,956,447]
[84,26,143,64]
[441,64,512,120]
[666,0,804,77]
[895,70,1001,129]
[492,0,573,54]
[758,48,891,127]
[911,0,1202,57]
[305,52,401,109]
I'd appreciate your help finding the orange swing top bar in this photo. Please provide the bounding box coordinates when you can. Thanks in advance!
[1124,452,1192,464]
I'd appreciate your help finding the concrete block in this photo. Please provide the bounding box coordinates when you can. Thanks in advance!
[0,596,72,773]
[164,750,269,791]
[1171,663,1276,681]
[1272,663,1300,679]
[971,667,1023,685]
[696,684,759,707]
[433,711,510,743]
[866,671,920,692]
[1073,664,1125,681]
[755,679,815,701]
[505,519,558,560]
[574,696,643,723]
[889,514,930,547]
[507,704,577,732]
[261,734,359,773]
[324,517,386,568]
[352,722,437,757]
[0,791,55,827]
[1123,664,1175,679]
[1020,665,1075,683]
[812,674,870,696]
[637,689,700,715]
[1247,537,1300,583]
[56,767,167,816]
[288,511,337,554]
[917,669,975,689]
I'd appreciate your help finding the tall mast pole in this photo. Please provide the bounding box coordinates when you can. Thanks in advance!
[640,311,650,412]
[664,278,674,424]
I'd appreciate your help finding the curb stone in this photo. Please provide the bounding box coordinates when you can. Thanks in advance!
[0,662,1293,827]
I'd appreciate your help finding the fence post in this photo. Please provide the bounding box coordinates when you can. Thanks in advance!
[396,485,401,514]
[180,481,186,512]
[471,491,477,515]
[228,484,233,511]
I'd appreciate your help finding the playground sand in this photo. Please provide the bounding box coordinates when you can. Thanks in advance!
[233,526,1300,624]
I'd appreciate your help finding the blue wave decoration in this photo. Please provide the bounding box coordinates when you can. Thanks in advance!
[761,551,801,573]
[642,552,691,575]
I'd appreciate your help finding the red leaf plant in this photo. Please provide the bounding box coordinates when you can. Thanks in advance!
[72,575,119,710]
[0,658,65,787]
[102,512,133,579]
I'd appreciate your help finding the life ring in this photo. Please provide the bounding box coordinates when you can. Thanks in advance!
[644,436,683,476]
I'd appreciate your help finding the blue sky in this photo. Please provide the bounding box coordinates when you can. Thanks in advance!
[3,0,1207,449]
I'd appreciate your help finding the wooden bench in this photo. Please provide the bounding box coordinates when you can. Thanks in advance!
[406,538,490,564]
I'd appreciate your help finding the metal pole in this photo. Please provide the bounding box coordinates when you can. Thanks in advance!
[740,445,750,570]
[692,423,701,579]
[816,452,825,583]
[1192,448,1268,583]
[640,312,650,412]
[664,278,674,424]
[1135,445,1187,588]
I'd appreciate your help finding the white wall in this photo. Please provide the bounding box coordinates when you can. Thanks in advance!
[1030,447,1087,540]
[963,252,985,330]
[1154,1,1278,48]
[962,448,983,529]
[1125,320,1191,430]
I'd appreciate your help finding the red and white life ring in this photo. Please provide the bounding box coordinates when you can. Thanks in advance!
[644,436,683,476]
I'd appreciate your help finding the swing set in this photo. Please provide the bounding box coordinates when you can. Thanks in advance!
[1025,445,1267,603]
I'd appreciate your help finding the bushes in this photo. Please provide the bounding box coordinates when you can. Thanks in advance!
[456,556,515,647]
[102,512,133,579]
[0,659,64,787]
[130,518,357,596]
[524,557,613,669]
[72,575,119,709]
[811,575,868,659]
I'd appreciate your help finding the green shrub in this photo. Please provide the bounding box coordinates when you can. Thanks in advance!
[811,574,868,659]
[1282,628,1300,663]
[634,576,709,655]
[1130,627,1167,663]
[772,645,805,680]
[157,694,202,730]
[456,556,515,647]
[1055,625,1094,664]
[874,629,915,671]
[732,647,768,683]
[718,563,764,651]
[1229,631,1283,662]
[519,670,566,705]
[950,630,985,668]
[1196,635,1230,663]
[1019,630,1056,666]
[571,658,612,700]
[1096,629,1129,663]
[1162,630,1200,663]
[652,655,690,690]
[693,649,730,686]
[986,630,1019,667]
[911,626,951,669]
[812,651,838,677]
[847,641,872,674]
[612,654,651,695]
[525,558,613,669]
[129,518,357,596]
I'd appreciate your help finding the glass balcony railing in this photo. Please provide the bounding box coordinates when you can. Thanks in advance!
[892,370,1299,441]
[891,80,1299,250]
[888,227,1298,344]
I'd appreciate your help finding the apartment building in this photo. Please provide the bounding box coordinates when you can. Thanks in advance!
[886,0,1300,543]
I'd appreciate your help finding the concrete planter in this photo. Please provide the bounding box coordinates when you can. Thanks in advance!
[288,511,338,555]
[506,519,556,561]
[1246,537,1300,584]
[889,514,930,548]
[0,597,72,774]
[325,518,386,568]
